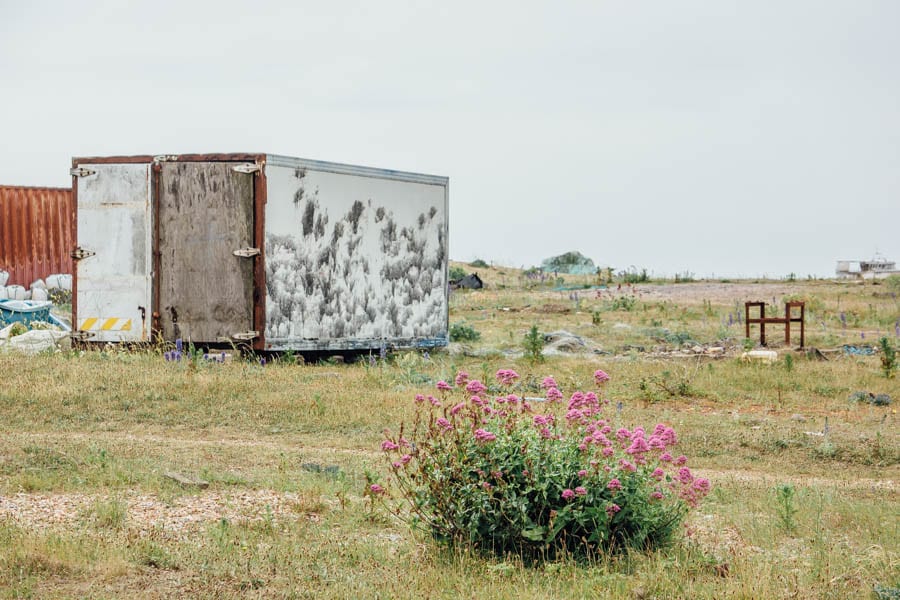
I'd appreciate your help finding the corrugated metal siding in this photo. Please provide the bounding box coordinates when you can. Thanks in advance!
[0,185,74,286]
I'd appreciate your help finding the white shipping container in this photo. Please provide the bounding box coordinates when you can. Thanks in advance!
[71,154,449,352]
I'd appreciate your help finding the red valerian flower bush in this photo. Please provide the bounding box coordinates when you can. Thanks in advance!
[375,368,711,560]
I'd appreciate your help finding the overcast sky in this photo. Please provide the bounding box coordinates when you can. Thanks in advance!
[1,0,897,278]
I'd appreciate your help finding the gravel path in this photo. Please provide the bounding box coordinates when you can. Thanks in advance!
[0,489,315,537]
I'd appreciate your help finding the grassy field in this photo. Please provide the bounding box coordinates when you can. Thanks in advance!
[0,266,898,599]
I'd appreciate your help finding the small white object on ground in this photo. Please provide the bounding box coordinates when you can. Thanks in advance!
[741,350,778,363]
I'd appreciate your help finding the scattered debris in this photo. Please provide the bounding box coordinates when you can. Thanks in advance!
[0,272,71,301]
[806,347,828,361]
[842,345,875,356]
[790,414,807,422]
[542,330,593,354]
[163,471,210,489]
[741,350,778,363]
[535,303,571,314]
[450,272,484,290]
[848,391,892,406]
[0,322,70,355]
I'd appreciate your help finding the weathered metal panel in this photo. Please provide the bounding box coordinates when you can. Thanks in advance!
[75,163,152,342]
[157,162,255,342]
[263,158,449,351]
[0,185,74,286]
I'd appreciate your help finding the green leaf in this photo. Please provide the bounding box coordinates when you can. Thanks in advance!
[521,526,547,541]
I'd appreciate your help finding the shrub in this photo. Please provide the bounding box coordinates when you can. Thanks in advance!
[773,483,798,534]
[523,325,545,363]
[470,259,489,268]
[620,268,649,284]
[448,265,467,281]
[373,369,710,561]
[449,322,481,343]
[879,337,896,378]
[608,296,637,312]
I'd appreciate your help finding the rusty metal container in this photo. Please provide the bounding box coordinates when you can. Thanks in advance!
[71,154,449,352]
[0,185,75,286]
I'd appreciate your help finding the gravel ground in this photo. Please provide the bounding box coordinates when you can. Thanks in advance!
[0,489,314,537]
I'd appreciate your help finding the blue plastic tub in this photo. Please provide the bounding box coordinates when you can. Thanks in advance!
[0,300,54,326]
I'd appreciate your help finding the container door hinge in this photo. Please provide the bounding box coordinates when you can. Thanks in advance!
[232,163,262,174]
[231,331,259,341]
[70,167,96,177]
[71,246,96,260]
[233,247,261,258]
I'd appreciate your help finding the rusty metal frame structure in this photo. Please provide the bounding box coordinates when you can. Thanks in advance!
[744,301,805,347]
[71,153,268,351]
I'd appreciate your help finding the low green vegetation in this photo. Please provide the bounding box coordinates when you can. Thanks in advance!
[0,265,897,598]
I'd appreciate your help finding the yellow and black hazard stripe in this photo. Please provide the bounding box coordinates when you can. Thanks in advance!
[78,318,133,332]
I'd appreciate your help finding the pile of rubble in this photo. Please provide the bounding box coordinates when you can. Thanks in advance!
[0,270,72,302]
[0,270,73,355]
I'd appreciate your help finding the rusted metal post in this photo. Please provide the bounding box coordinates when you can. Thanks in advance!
[745,303,750,340]
[760,303,766,346]
[784,304,791,346]
[800,303,805,348]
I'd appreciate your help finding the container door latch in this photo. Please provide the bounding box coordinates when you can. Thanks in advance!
[232,163,261,174]
[233,247,260,258]
[231,331,259,341]
[71,246,96,260]
[70,167,97,177]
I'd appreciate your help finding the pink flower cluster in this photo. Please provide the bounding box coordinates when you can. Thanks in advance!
[546,387,563,402]
[670,466,711,507]
[495,369,519,386]
[594,369,610,385]
[401,367,712,512]
[466,380,488,395]
[474,428,497,444]
[560,486,587,500]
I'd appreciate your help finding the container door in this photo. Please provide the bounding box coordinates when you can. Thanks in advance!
[157,162,255,343]
[75,163,153,342]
